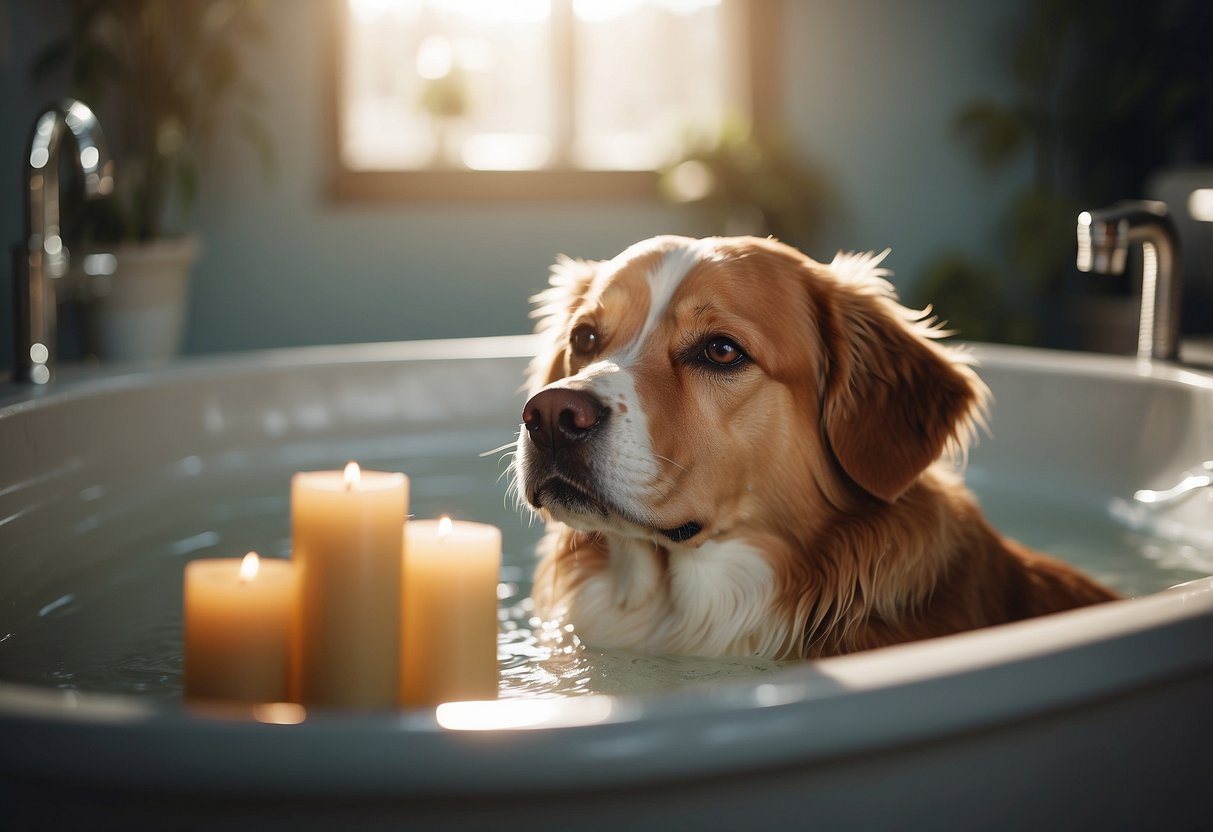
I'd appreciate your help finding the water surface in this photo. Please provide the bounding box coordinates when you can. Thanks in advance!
[0,435,1207,702]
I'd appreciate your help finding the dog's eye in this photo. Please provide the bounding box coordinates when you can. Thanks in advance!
[570,324,599,356]
[703,337,746,366]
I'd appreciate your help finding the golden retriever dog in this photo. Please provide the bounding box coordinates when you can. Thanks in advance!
[513,235,1118,659]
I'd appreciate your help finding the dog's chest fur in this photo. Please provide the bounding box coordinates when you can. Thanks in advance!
[549,534,794,657]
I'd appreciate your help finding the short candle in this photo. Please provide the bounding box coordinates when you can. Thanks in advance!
[292,462,408,709]
[401,517,502,707]
[183,552,295,703]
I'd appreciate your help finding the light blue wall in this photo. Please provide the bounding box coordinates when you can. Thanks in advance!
[1,0,1025,370]
[783,0,1027,265]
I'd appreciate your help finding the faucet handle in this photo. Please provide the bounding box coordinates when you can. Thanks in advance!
[1076,200,1170,275]
[1075,200,1181,362]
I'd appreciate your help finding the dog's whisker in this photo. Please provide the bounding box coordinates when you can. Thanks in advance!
[479,440,519,458]
[652,453,710,493]
[653,453,690,475]
[644,468,702,510]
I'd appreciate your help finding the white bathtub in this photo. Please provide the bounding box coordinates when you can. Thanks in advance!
[0,337,1210,830]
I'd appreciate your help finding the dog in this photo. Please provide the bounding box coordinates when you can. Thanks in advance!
[512,235,1119,660]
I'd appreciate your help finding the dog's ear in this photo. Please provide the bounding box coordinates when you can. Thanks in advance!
[525,255,600,394]
[814,252,989,503]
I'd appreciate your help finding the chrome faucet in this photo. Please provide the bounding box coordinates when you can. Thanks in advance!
[12,99,113,384]
[1076,200,1182,362]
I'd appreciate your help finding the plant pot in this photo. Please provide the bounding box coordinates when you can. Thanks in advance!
[81,235,200,363]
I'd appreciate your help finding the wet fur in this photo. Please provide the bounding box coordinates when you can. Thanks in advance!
[516,236,1119,659]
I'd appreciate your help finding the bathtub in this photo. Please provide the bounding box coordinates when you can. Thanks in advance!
[0,336,1210,830]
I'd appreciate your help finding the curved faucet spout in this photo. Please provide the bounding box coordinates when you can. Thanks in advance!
[1076,200,1181,362]
[14,99,114,384]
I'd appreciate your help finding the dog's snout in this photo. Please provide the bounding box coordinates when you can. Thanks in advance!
[523,388,607,451]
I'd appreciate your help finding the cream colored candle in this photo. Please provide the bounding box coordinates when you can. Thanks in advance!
[401,517,502,707]
[292,462,408,709]
[183,552,295,703]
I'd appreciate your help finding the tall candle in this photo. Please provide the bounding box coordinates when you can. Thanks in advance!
[401,517,501,707]
[292,462,408,709]
[183,552,295,703]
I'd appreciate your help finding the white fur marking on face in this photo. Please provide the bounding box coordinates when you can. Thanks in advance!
[624,240,704,362]
[530,359,662,532]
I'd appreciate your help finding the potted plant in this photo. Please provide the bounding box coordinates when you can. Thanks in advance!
[659,117,835,252]
[31,0,272,362]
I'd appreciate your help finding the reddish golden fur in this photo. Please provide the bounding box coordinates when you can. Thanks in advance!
[520,236,1119,659]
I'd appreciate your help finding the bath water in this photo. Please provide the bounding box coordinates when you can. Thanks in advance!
[0,434,1208,702]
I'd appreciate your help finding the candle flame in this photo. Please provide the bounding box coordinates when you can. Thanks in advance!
[343,461,361,489]
[438,515,453,539]
[240,551,260,582]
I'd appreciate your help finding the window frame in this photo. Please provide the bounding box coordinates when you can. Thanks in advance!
[326,0,782,202]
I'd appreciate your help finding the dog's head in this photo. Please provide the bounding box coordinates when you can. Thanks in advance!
[514,235,988,549]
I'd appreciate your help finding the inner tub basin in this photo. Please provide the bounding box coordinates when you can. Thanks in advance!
[1,335,1210,830]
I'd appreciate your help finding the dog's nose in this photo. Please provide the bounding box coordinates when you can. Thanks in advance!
[523,388,607,450]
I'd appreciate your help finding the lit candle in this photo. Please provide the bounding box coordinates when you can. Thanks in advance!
[183,552,295,703]
[291,462,408,709]
[401,516,502,707]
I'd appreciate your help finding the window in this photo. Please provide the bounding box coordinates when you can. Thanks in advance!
[329,0,778,199]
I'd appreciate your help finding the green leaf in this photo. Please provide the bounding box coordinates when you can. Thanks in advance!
[954,100,1028,170]
[913,253,1009,343]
